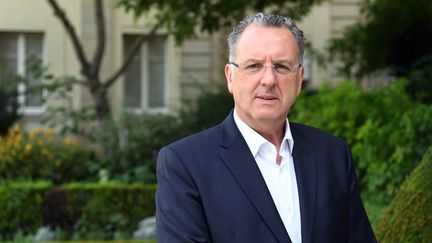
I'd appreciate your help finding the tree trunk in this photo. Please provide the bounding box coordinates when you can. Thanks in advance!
[92,87,111,120]
[47,0,152,123]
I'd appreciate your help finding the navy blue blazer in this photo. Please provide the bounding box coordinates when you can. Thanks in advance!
[156,112,377,243]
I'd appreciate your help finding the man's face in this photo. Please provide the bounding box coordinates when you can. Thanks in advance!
[225,24,304,128]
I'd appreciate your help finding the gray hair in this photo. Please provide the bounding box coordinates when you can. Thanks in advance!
[228,13,305,63]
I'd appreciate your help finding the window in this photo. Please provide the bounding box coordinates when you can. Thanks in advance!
[0,32,44,114]
[123,35,167,112]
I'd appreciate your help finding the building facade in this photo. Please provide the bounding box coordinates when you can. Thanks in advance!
[299,0,363,88]
[0,0,362,127]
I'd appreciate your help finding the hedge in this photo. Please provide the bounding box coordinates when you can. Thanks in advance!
[0,182,156,240]
[0,181,49,239]
[376,147,432,242]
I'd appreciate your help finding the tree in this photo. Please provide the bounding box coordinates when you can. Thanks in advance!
[45,0,325,122]
[328,0,432,79]
[118,0,325,43]
[46,0,159,120]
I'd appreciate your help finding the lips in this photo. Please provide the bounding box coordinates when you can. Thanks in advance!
[257,94,277,100]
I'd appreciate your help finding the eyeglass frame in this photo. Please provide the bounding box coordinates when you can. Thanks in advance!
[228,61,302,76]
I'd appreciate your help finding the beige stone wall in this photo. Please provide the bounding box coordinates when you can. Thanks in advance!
[299,0,362,89]
[0,0,185,121]
[0,0,82,105]
[0,0,82,129]
[0,0,362,126]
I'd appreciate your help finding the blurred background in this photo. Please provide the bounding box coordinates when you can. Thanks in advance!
[0,0,431,242]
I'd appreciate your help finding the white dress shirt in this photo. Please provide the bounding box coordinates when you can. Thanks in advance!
[234,110,302,243]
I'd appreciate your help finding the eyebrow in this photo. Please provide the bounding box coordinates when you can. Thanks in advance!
[241,59,296,64]
[241,58,263,63]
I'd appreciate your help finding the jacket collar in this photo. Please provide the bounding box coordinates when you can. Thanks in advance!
[218,112,317,243]
[218,111,291,243]
[291,123,317,243]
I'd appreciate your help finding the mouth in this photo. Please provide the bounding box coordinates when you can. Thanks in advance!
[256,95,277,101]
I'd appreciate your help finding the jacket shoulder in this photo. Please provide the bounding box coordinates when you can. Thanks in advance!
[290,122,346,145]
[165,124,221,151]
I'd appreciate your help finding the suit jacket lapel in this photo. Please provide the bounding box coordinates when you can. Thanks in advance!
[217,113,291,243]
[291,123,317,243]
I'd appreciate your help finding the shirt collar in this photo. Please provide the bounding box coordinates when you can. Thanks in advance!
[233,110,294,157]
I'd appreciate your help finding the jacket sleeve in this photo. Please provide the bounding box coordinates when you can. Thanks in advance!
[156,146,211,243]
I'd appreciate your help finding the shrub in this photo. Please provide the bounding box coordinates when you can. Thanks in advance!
[290,79,432,226]
[180,89,234,131]
[0,181,51,240]
[92,89,233,184]
[65,183,156,240]
[376,147,432,242]
[0,182,157,240]
[408,55,432,103]
[0,88,20,136]
[0,125,98,184]
[92,114,182,184]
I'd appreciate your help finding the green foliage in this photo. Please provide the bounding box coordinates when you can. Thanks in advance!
[25,57,99,135]
[408,55,432,103]
[118,0,325,43]
[0,182,156,241]
[376,147,432,242]
[180,89,234,131]
[41,79,98,135]
[64,183,157,240]
[0,181,51,240]
[328,0,432,78]
[0,88,19,136]
[290,79,432,226]
[92,88,233,184]
[0,125,98,184]
[92,113,182,184]
[0,62,20,136]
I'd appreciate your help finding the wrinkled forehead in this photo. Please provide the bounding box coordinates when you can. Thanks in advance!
[235,24,300,61]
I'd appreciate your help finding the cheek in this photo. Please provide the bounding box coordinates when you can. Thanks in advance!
[233,80,255,97]
[232,84,247,103]
[280,80,301,100]
[232,76,265,106]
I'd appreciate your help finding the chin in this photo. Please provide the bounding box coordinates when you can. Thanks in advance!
[252,111,284,122]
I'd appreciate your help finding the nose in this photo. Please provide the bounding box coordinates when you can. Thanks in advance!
[259,65,277,87]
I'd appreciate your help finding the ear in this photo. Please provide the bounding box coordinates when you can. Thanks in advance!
[296,66,305,96]
[225,64,234,94]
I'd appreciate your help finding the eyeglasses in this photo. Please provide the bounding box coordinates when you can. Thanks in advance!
[228,61,302,76]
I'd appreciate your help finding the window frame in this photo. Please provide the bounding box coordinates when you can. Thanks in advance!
[123,34,170,114]
[0,32,46,115]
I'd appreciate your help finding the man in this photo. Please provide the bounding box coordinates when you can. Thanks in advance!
[156,13,377,243]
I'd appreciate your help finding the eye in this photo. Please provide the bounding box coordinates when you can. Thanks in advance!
[244,63,263,71]
[273,63,292,72]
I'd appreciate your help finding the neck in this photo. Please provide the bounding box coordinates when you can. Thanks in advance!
[237,112,286,150]
[255,121,285,151]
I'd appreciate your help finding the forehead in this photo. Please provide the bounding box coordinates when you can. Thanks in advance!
[235,24,299,60]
